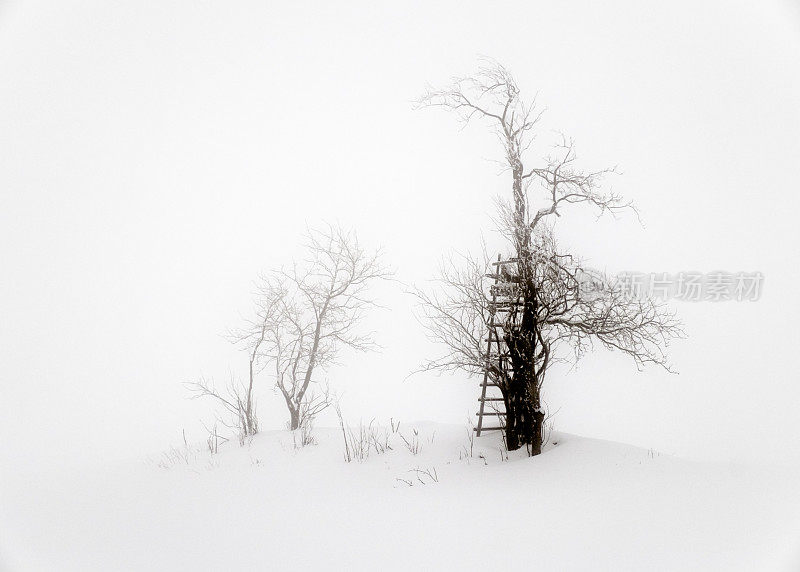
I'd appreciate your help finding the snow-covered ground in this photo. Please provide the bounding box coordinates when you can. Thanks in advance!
[2,423,799,571]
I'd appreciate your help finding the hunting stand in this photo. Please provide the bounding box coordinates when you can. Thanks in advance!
[474,255,523,436]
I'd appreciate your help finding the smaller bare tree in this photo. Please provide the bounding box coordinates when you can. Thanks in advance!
[238,224,391,430]
[186,291,281,441]
[188,224,388,441]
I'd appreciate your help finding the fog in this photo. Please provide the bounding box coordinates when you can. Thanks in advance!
[1,0,799,473]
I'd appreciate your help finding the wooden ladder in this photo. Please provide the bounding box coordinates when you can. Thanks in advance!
[475,255,518,436]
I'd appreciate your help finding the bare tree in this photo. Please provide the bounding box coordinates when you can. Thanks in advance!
[186,374,260,443]
[187,224,389,439]
[236,224,391,430]
[415,60,683,454]
[185,290,281,441]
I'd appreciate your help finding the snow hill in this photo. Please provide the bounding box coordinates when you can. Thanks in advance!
[2,423,798,571]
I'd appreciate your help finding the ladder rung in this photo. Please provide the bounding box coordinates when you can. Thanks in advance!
[479,255,515,436]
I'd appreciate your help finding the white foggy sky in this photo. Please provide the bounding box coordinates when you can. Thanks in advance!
[1,0,799,470]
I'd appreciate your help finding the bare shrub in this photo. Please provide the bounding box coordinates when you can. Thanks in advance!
[335,405,403,463]
[186,376,258,445]
[153,430,197,470]
[367,422,393,455]
[460,419,476,460]
[399,428,422,455]
[341,422,372,463]
[203,420,229,455]
[293,416,317,449]
[397,467,439,486]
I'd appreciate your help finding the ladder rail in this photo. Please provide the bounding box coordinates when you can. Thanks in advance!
[475,254,502,437]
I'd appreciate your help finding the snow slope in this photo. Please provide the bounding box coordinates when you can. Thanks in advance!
[2,424,799,571]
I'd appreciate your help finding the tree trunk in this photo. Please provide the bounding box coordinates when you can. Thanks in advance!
[501,350,545,454]
[501,161,546,455]
[289,407,300,431]
[504,327,541,452]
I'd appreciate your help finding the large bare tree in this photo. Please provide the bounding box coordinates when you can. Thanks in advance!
[415,61,683,454]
